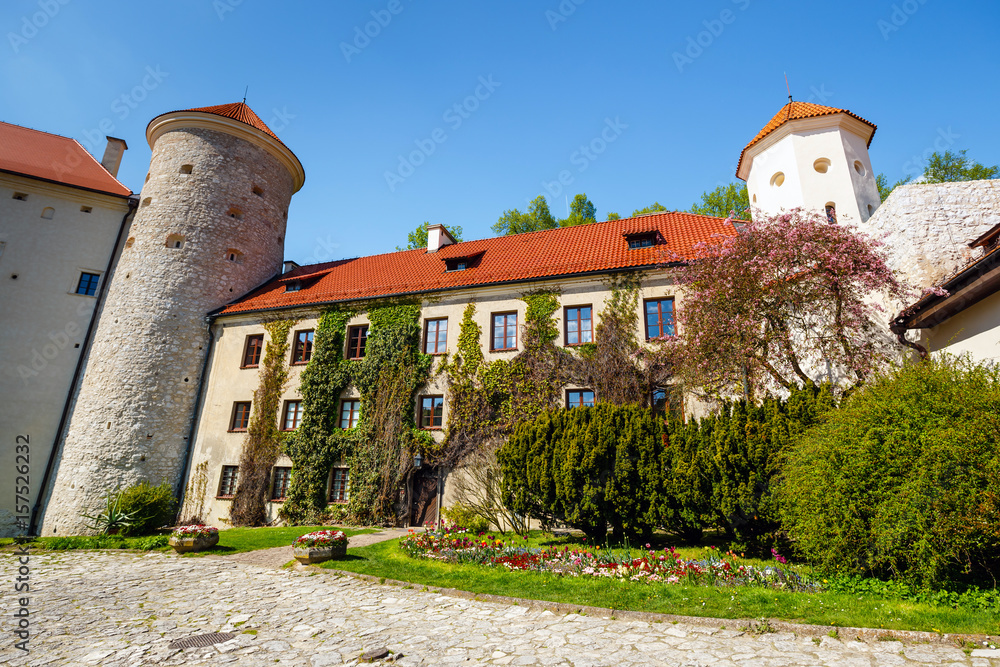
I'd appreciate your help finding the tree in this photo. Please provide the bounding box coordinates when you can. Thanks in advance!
[656,209,913,399]
[923,149,999,183]
[398,221,463,250]
[875,173,911,202]
[559,193,597,227]
[631,202,668,216]
[491,195,558,235]
[689,182,750,220]
[606,212,621,221]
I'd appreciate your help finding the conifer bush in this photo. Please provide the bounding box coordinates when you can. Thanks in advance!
[779,357,1000,588]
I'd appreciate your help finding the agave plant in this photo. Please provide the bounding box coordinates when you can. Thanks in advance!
[79,488,138,535]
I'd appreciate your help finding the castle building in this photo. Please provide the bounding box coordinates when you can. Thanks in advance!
[0,123,134,534]
[3,97,994,536]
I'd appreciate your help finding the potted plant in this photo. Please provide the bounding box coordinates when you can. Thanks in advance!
[293,530,348,564]
[169,525,220,553]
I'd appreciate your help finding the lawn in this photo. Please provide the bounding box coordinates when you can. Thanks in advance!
[0,525,375,555]
[322,531,1000,636]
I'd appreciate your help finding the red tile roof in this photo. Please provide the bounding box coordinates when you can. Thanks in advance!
[0,121,131,197]
[217,212,738,316]
[186,102,284,145]
[736,102,876,177]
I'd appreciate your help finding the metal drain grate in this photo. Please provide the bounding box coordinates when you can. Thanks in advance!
[168,632,236,650]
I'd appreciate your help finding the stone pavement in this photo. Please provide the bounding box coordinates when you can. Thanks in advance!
[2,550,998,666]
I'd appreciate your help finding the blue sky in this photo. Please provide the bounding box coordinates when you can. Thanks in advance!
[3,0,998,265]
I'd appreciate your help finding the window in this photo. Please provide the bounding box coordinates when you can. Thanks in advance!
[564,306,592,346]
[491,312,517,351]
[644,298,675,340]
[329,467,350,503]
[80,206,92,213]
[626,234,656,249]
[347,325,368,359]
[226,249,243,263]
[651,386,683,420]
[770,172,785,187]
[340,400,360,429]
[41,207,54,219]
[179,164,193,174]
[292,330,314,364]
[218,465,239,497]
[75,272,100,296]
[567,389,595,408]
[419,395,444,429]
[813,158,831,174]
[166,234,184,249]
[230,401,251,431]
[445,259,468,272]
[12,192,27,201]
[271,467,292,501]
[252,185,264,197]
[227,207,243,220]
[285,281,302,292]
[424,318,448,355]
[242,334,264,368]
[283,400,303,431]
[825,203,837,223]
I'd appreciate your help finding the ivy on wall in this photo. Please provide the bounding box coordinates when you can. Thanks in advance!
[280,303,432,526]
[230,318,297,527]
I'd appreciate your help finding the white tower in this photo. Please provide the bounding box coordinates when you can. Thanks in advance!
[737,101,881,226]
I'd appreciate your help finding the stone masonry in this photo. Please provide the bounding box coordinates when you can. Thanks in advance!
[867,179,1000,289]
[40,118,297,535]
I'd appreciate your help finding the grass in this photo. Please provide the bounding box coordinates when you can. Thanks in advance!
[0,525,375,556]
[319,531,1000,636]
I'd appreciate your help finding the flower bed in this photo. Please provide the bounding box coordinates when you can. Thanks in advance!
[293,530,347,548]
[171,525,219,539]
[400,528,817,592]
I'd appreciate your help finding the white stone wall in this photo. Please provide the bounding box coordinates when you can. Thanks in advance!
[0,174,132,536]
[41,124,295,535]
[867,179,1000,289]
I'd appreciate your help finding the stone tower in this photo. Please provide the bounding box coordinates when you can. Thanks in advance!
[40,102,305,535]
[737,101,881,226]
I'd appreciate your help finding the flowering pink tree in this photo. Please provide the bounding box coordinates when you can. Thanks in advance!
[657,209,914,399]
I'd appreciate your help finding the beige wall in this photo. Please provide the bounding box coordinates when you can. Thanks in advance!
[916,289,1000,363]
[0,173,132,536]
[183,272,681,526]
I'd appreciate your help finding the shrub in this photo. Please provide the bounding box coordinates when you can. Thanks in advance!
[116,481,178,536]
[779,356,1000,588]
[442,502,491,534]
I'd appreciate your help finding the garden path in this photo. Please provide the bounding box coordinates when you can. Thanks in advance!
[205,527,409,568]
[3,550,998,666]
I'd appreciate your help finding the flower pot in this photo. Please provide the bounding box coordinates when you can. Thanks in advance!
[293,541,347,564]
[169,533,220,553]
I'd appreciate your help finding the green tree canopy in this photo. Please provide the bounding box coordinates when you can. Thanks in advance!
[631,202,668,216]
[689,182,750,220]
[559,193,597,227]
[605,212,621,220]
[923,149,999,183]
[491,196,558,235]
[398,222,464,250]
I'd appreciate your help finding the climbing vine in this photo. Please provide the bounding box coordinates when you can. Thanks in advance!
[280,303,432,526]
[231,318,296,527]
[279,308,356,525]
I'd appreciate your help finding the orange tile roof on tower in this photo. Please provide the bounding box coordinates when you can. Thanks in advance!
[0,121,132,197]
[186,102,284,144]
[216,212,738,316]
[736,101,876,177]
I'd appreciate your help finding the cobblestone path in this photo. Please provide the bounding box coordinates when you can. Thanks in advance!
[2,551,998,666]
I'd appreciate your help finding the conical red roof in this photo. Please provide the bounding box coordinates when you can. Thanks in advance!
[737,101,876,177]
[187,101,283,144]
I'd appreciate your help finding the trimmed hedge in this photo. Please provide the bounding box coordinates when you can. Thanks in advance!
[779,357,1000,588]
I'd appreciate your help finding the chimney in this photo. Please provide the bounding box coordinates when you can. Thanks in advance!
[282,260,300,274]
[426,224,457,253]
[101,136,128,178]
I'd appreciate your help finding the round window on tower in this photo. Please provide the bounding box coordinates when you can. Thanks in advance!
[813,158,831,174]
[770,172,785,187]
[854,160,866,176]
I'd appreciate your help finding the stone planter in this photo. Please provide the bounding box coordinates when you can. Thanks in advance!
[169,533,219,554]
[293,541,347,564]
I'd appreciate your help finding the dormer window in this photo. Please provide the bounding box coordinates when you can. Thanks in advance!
[285,281,302,292]
[625,232,657,249]
[446,259,468,272]
[442,251,483,272]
